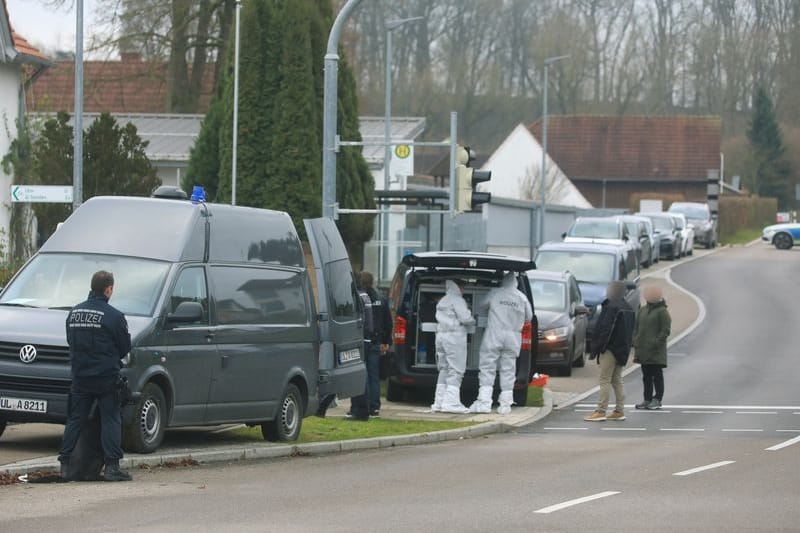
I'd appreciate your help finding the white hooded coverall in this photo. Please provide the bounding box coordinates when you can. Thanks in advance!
[471,272,533,414]
[432,280,475,413]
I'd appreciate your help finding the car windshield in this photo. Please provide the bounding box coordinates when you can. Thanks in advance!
[535,251,615,284]
[648,216,673,232]
[567,219,620,240]
[670,204,708,220]
[624,222,639,237]
[529,279,567,312]
[0,253,170,316]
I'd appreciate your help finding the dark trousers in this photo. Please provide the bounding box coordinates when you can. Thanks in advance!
[641,364,665,402]
[365,345,382,412]
[59,376,123,463]
[350,344,382,419]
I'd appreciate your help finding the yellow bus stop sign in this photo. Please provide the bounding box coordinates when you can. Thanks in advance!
[394,144,411,159]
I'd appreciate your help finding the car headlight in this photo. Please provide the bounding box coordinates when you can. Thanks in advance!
[542,326,569,342]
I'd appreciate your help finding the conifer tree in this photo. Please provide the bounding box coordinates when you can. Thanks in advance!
[747,87,792,207]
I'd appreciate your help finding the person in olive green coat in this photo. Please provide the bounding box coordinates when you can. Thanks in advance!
[633,285,671,410]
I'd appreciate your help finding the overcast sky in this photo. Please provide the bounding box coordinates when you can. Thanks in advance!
[6,0,100,55]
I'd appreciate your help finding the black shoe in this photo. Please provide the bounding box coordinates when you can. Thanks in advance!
[345,413,368,421]
[104,462,132,482]
[635,401,650,410]
[369,410,380,417]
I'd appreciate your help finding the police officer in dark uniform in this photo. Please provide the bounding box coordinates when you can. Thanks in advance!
[59,270,132,481]
[359,272,393,416]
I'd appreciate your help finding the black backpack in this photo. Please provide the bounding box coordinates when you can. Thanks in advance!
[358,289,376,340]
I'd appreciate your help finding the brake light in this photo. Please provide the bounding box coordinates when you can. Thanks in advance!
[521,321,532,351]
[393,316,407,345]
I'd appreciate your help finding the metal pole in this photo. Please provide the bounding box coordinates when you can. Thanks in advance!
[231,0,241,206]
[72,0,84,210]
[382,28,392,282]
[449,111,457,216]
[538,54,569,246]
[539,63,548,246]
[322,0,363,219]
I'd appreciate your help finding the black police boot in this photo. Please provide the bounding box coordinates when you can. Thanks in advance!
[104,460,132,482]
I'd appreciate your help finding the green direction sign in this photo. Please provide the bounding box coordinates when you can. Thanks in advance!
[10,185,73,203]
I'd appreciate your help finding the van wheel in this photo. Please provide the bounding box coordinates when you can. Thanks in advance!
[513,386,528,407]
[386,380,405,402]
[123,383,166,454]
[262,383,303,442]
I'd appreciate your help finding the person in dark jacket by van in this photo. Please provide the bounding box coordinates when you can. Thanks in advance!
[585,281,634,422]
[59,271,132,481]
[360,272,393,415]
[347,272,392,420]
[633,285,671,410]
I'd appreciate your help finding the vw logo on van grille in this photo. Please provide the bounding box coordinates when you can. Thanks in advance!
[19,345,37,364]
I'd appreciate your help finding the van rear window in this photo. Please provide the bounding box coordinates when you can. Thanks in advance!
[209,266,308,325]
[325,260,357,319]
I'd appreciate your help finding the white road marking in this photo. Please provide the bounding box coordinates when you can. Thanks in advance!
[628,410,672,413]
[574,409,595,413]
[601,427,646,431]
[735,411,777,415]
[776,429,800,433]
[543,427,588,431]
[673,460,736,477]
[682,410,723,414]
[722,429,763,432]
[794,412,800,415]
[765,435,800,451]
[534,491,621,514]
[660,428,705,432]
[577,404,800,411]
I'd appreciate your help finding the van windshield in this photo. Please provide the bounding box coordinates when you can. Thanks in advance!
[535,251,615,284]
[0,253,170,316]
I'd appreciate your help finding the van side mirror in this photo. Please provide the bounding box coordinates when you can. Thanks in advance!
[168,301,204,324]
[575,304,590,316]
[561,232,567,240]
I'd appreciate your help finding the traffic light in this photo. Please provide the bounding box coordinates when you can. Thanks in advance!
[455,145,492,213]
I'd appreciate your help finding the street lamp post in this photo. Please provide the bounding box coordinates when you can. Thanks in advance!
[72,0,84,210]
[539,54,570,247]
[380,16,423,280]
[231,0,242,205]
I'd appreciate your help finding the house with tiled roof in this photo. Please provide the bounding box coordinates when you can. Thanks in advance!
[1,0,50,250]
[27,55,215,114]
[529,116,721,209]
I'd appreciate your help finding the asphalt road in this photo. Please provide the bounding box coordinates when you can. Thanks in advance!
[2,243,799,532]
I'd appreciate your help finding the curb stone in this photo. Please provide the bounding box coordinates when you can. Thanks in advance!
[1,388,554,477]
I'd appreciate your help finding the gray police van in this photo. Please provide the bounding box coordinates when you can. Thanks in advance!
[0,196,365,452]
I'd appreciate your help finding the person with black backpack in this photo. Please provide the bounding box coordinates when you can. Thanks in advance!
[584,281,635,422]
[347,271,392,420]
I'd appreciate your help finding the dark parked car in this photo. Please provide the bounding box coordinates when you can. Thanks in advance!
[639,212,683,260]
[620,215,654,268]
[526,270,589,376]
[386,252,538,406]
[534,242,640,352]
[669,202,717,249]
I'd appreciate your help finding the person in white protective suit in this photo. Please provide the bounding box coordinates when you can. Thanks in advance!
[431,280,475,413]
[470,272,533,415]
